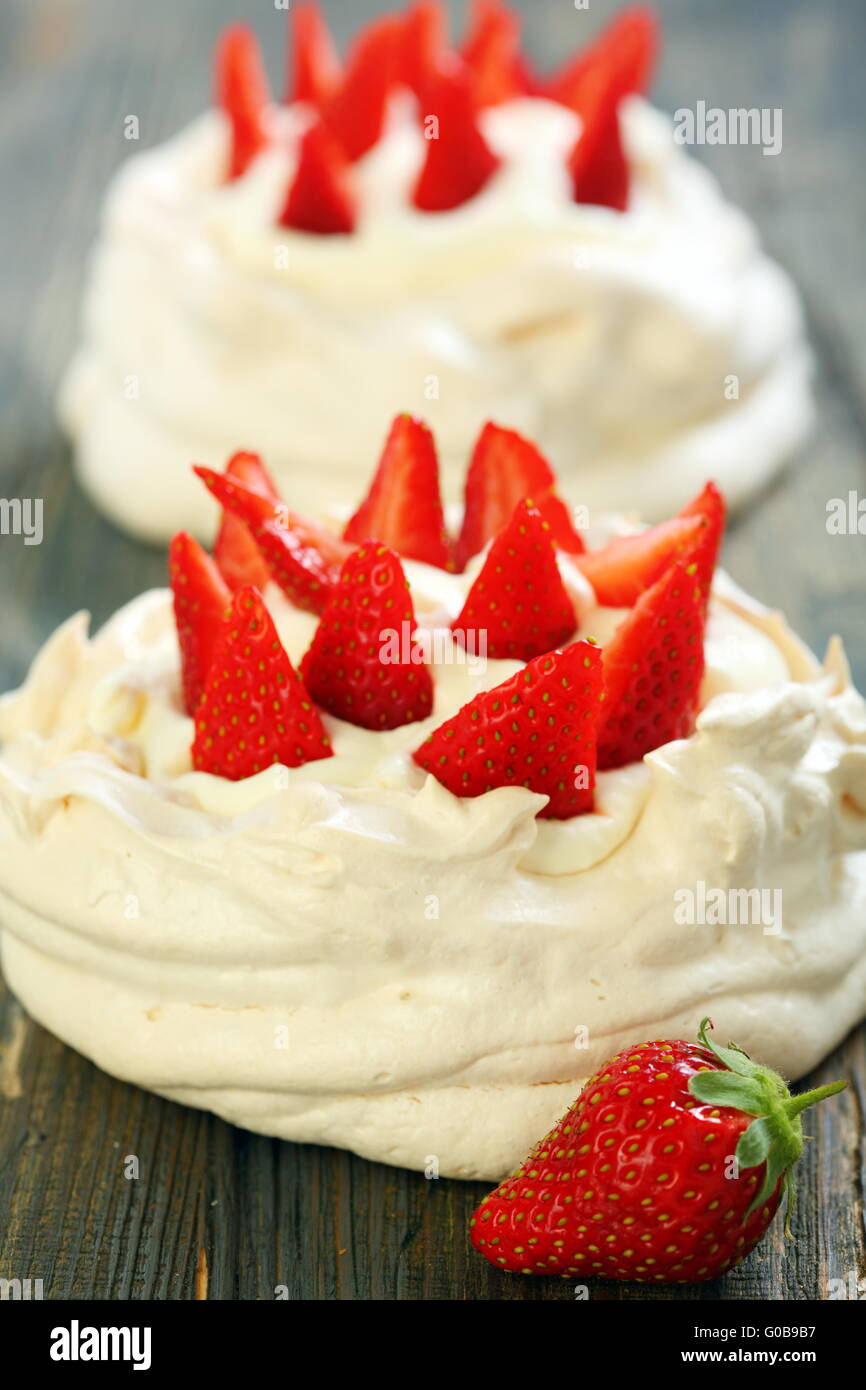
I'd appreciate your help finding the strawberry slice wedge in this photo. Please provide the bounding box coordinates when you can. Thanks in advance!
[455,422,584,572]
[213,452,281,594]
[597,560,706,770]
[343,414,452,570]
[547,6,658,116]
[192,586,332,781]
[452,499,577,661]
[301,545,434,730]
[576,514,705,608]
[678,480,726,607]
[215,25,272,180]
[325,15,402,162]
[287,1,341,107]
[400,1,450,102]
[461,0,527,106]
[568,68,629,211]
[413,640,604,819]
[195,466,351,615]
[413,64,501,211]
[279,118,357,234]
[169,532,231,715]
[578,482,726,610]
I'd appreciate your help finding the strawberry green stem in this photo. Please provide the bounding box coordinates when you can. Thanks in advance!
[783,1080,848,1118]
[689,1019,846,1230]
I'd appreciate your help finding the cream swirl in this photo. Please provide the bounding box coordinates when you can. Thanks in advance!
[0,564,864,1180]
[59,96,813,541]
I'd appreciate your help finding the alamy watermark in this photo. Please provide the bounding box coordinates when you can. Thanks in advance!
[0,1277,43,1300]
[379,622,488,675]
[673,102,782,157]
[826,492,866,536]
[0,498,43,545]
[674,881,782,935]
[50,1322,151,1370]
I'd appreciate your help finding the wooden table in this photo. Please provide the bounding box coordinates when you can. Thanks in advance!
[0,0,864,1300]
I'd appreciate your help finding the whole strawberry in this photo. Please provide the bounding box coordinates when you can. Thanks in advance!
[471,1019,845,1283]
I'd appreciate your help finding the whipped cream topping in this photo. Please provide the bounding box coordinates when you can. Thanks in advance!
[1,561,864,1179]
[59,96,813,541]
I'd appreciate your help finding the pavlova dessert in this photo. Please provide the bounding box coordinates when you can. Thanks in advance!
[59,2,813,541]
[1,418,864,1180]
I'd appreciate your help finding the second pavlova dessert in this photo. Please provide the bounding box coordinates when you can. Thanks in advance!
[59,2,812,539]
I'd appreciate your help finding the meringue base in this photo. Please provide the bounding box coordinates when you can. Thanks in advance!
[1,583,865,1181]
[3,869,865,1181]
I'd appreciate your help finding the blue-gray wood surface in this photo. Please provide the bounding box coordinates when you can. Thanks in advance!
[0,0,864,1300]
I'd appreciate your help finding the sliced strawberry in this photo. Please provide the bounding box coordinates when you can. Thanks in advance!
[287,1,341,107]
[576,515,704,608]
[568,68,629,211]
[279,118,357,235]
[343,415,452,570]
[192,586,332,781]
[400,1,450,102]
[452,499,576,661]
[325,15,402,162]
[597,560,706,770]
[461,0,527,106]
[301,545,434,730]
[413,65,501,212]
[213,452,281,594]
[413,640,603,819]
[169,532,231,715]
[195,466,351,615]
[455,422,584,572]
[547,6,658,116]
[678,480,726,606]
[215,25,272,180]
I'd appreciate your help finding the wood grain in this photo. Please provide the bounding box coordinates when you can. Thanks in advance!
[0,0,864,1300]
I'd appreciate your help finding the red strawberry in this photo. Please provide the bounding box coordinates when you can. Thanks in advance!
[195,466,351,616]
[471,1018,845,1282]
[568,69,629,212]
[400,1,450,102]
[461,0,527,106]
[456,423,584,572]
[547,6,658,116]
[576,515,704,608]
[169,532,231,715]
[279,118,356,235]
[413,640,603,819]
[215,25,272,180]
[343,415,452,570]
[596,560,706,770]
[452,500,577,661]
[287,1,341,107]
[413,65,500,212]
[301,545,434,730]
[678,481,726,607]
[325,16,402,162]
[213,452,281,594]
[192,586,332,781]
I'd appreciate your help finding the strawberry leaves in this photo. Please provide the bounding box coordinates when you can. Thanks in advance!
[689,1018,847,1224]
